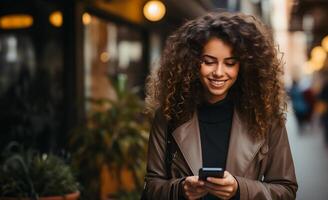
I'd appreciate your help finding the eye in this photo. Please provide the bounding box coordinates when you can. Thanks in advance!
[225,62,236,66]
[224,58,238,67]
[201,56,218,66]
[203,60,217,66]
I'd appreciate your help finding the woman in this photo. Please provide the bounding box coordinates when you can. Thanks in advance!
[143,12,297,200]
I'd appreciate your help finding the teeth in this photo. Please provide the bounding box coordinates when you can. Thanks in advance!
[210,79,225,87]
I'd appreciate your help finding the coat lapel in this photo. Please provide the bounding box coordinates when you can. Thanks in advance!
[171,110,265,177]
[172,113,202,175]
[226,110,265,176]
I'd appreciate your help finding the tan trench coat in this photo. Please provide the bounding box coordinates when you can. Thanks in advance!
[144,110,298,200]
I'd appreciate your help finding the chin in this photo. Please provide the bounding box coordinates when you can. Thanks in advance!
[209,92,227,99]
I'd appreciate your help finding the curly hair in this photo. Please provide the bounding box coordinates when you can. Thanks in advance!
[145,12,287,138]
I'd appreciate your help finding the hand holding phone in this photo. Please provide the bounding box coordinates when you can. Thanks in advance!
[198,167,224,181]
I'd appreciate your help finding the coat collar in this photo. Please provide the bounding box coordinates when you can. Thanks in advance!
[171,110,265,176]
[225,111,265,176]
[171,112,202,175]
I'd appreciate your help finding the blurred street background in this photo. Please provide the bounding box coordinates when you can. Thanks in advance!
[1,0,328,199]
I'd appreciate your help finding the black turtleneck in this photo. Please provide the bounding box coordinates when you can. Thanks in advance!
[197,97,237,200]
[198,97,234,169]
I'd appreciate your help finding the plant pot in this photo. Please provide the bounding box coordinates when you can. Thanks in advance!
[0,191,80,200]
[100,164,135,200]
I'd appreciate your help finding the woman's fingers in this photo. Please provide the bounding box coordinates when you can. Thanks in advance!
[183,172,238,200]
[184,176,205,190]
[208,190,231,199]
[204,182,234,193]
[206,177,230,186]
[182,176,208,199]
[202,171,239,199]
[206,171,235,186]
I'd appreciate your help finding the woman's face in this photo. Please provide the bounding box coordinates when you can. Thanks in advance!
[199,37,240,103]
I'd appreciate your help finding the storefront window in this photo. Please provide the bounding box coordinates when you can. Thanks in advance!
[84,14,146,110]
[0,31,64,151]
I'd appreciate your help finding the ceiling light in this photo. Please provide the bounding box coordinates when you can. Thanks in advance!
[321,36,328,52]
[311,46,327,64]
[83,12,91,25]
[49,11,63,27]
[0,14,33,29]
[143,0,166,22]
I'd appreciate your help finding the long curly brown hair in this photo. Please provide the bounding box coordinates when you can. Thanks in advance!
[145,12,287,138]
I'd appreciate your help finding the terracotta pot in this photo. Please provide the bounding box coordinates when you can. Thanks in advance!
[0,191,80,200]
[100,165,135,200]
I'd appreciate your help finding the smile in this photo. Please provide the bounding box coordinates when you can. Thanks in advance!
[208,79,227,87]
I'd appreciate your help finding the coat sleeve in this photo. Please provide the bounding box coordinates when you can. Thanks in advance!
[143,111,185,200]
[235,123,298,200]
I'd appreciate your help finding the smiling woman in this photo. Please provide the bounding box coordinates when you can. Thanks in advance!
[142,11,298,200]
[199,38,240,103]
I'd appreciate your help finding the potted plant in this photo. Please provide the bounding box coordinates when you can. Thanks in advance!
[69,74,150,200]
[0,142,80,200]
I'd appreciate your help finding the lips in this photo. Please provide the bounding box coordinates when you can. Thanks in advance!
[208,78,227,87]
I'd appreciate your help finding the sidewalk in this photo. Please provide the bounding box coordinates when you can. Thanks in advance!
[286,104,328,200]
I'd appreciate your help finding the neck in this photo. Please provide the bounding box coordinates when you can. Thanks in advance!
[204,94,228,104]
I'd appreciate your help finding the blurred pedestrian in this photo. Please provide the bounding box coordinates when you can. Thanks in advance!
[288,80,310,124]
[142,12,297,200]
[302,86,316,121]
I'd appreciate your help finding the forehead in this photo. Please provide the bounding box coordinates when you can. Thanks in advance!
[202,37,233,57]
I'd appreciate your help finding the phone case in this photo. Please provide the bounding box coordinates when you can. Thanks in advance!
[199,167,224,180]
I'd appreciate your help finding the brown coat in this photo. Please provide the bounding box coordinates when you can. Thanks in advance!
[144,110,298,200]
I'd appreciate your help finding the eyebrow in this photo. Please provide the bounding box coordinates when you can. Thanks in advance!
[202,54,238,61]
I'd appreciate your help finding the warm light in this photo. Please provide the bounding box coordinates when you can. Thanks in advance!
[311,46,327,63]
[100,52,110,63]
[304,61,314,75]
[0,14,33,29]
[322,36,328,52]
[83,12,91,25]
[143,0,166,22]
[306,59,324,73]
[49,11,63,27]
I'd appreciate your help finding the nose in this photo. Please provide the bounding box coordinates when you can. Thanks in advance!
[213,62,224,76]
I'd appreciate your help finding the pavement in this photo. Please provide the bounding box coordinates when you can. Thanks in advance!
[286,104,328,200]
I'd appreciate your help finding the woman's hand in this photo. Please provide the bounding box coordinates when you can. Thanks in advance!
[182,176,208,200]
[203,171,238,200]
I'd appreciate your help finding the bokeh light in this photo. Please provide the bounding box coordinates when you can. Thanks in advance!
[49,11,63,27]
[143,0,166,22]
[0,14,33,29]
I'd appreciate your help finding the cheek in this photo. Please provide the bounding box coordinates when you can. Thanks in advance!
[198,69,208,87]
[229,66,240,79]
[199,66,210,77]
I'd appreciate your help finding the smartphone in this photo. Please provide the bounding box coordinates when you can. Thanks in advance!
[198,167,224,181]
